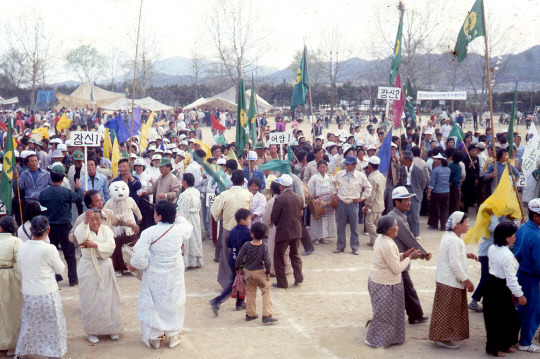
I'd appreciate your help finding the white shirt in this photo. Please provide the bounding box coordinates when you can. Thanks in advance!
[17,240,65,295]
[441,124,452,139]
[435,231,468,289]
[405,164,414,186]
[250,192,267,222]
[488,245,523,297]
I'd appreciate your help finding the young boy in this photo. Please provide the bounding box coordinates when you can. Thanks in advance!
[210,208,252,316]
[235,222,278,324]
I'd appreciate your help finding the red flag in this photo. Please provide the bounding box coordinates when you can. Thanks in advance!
[392,74,405,129]
[0,122,7,132]
[211,113,226,131]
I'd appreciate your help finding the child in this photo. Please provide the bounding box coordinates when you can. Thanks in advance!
[235,222,278,324]
[210,208,252,316]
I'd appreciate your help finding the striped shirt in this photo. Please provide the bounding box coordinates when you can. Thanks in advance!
[235,242,271,274]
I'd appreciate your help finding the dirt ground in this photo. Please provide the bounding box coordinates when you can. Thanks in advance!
[2,119,536,359]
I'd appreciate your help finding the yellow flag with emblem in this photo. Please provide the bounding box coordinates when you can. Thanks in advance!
[464,164,522,244]
[56,113,72,132]
[31,127,49,139]
[0,119,15,213]
[140,111,155,151]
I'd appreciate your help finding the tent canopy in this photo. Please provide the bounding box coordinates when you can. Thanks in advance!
[56,82,124,109]
[183,87,274,113]
[100,96,173,112]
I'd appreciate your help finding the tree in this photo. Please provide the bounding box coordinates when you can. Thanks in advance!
[65,45,105,83]
[207,0,267,87]
[190,46,206,99]
[3,11,55,109]
[126,26,160,98]
[104,46,124,91]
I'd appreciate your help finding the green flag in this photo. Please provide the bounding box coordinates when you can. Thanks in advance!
[258,159,291,175]
[0,120,15,213]
[389,9,404,86]
[248,74,258,145]
[448,116,466,145]
[291,46,309,114]
[454,0,485,63]
[508,81,518,158]
[236,78,249,157]
[192,152,228,192]
[287,145,295,163]
[404,79,416,127]
[216,134,227,146]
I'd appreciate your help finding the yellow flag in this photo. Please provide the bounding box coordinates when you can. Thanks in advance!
[111,137,121,178]
[226,148,241,168]
[103,128,112,160]
[31,127,49,139]
[140,111,155,151]
[464,164,522,244]
[194,139,211,160]
[56,113,71,132]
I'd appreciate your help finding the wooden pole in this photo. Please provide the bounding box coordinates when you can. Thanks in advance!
[483,4,497,187]
[15,172,23,225]
[129,0,144,156]
[303,45,315,145]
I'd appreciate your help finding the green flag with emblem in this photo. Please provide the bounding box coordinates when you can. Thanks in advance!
[0,119,15,213]
[236,78,249,157]
[508,81,518,158]
[448,116,466,145]
[248,74,258,145]
[389,8,404,86]
[404,78,416,127]
[192,151,228,192]
[454,0,485,63]
[291,46,309,114]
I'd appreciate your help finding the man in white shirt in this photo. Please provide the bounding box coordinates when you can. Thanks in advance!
[441,118,452,140]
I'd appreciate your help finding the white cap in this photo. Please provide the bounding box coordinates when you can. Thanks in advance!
[316,135,325,140]
[65,139,73,146]
[134,158,146,167]
[356,140,365,147]
[367,146,376,152]
[433,153,446,159]
[129,153,137,159]
[391,143,398,148]
[216,158,226,165]
[425,130,433,135]
[179,134,187,140]
[325,141,336,148]
[247,151,257,161]
[528,198,540,214]
[148,145,156,151]
[50,138,62,144]
[368,156,381,165]
[20,150,35,159]
[154,148,163,153]
[52,150,63,158]
[164,150,172,155]
[392,186,416,199]
[188,138,196,143]
[275,174,293,187]
[152,154,162,161]
[14,150,19,158]
[58,144,67,151]
[177,150,186,158]
[42,123,50,127]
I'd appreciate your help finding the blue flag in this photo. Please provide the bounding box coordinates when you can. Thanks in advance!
[377,128,393,176]
[160,136,165,151]
[104,113,130,143]
[128,106,142,136]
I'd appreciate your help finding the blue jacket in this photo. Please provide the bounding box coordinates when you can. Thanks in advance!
[514,219,540,278]
[227,224,252,266]
[242,167,266,191]
[19,168,51,200]
[81,172,111,204]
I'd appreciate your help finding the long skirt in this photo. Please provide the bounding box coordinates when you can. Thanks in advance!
[366,278,406,347]
[15,291,67,358]
[112,233,138,272]
[483,275,520,355]
[310,209,337,240]
[0,268,23,351]
[428,282,469,342]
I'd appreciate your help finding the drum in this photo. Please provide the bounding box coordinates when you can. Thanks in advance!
[121,240,143,280]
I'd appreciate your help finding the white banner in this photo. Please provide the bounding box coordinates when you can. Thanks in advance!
[71,131,101,147]
[377,86,402,101]
[0,97,19,105]
[268,132,293,145]
[521,132,540,186]
[417,91,467,101]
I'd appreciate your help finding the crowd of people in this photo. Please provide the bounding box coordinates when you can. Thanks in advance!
[0,105,539,358]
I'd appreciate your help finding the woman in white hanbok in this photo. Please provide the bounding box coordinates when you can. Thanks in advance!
[177,173,203,268]
[308,161,337,244]
[74,209,123,344]
[130,201,193,350]
[248,178,266,223]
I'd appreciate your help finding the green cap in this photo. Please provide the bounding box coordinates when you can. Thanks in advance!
[254,141,265,149]
[72,150,84,161]
[49,163,66,175]
[158,157,172,167]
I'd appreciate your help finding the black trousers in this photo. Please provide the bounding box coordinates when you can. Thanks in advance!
[274,238,303,288]
[402,270,424,321]
[49,223,77,285]
[300,224,314,252]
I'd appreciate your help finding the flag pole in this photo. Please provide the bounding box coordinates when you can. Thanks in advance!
[482,3,497,186]
[15,172,23,226]
[129,0,144,156]
[303,45,315,145]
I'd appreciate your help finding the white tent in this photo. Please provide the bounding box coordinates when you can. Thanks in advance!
[100,96,173,112]
[56,82,124,109]
[183,87,274,113]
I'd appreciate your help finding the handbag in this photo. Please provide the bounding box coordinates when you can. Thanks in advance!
[122,223,175,281]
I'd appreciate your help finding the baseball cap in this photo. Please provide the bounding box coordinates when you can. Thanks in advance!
[368,156,381,165]
[158,157,172,167]
[152,154,162,161]
[247,151,258,161]
[129,153,137,159]
[275,174,293,187]
[392,186,416,199]
[528,198,540,214]
[50,138,62,144]
[177,150,186,158]
[148,145,156,151]
[433,153,446,160]
[134,158,146,167]
[217,158,226,165]
[51,150,63,158]
[343,155,358,165]
[72,150,84,161]
[65,139,73,147]
[58,144,67,152]
[49,163,66,175]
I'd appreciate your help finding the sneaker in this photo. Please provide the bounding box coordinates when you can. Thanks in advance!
[435,341,460,349]
[110,334,120,340]
[468,300,483,312]
[168,333,182,349]
[87,335,99,344]
[518,344,540,352]
[262,316,278,324]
